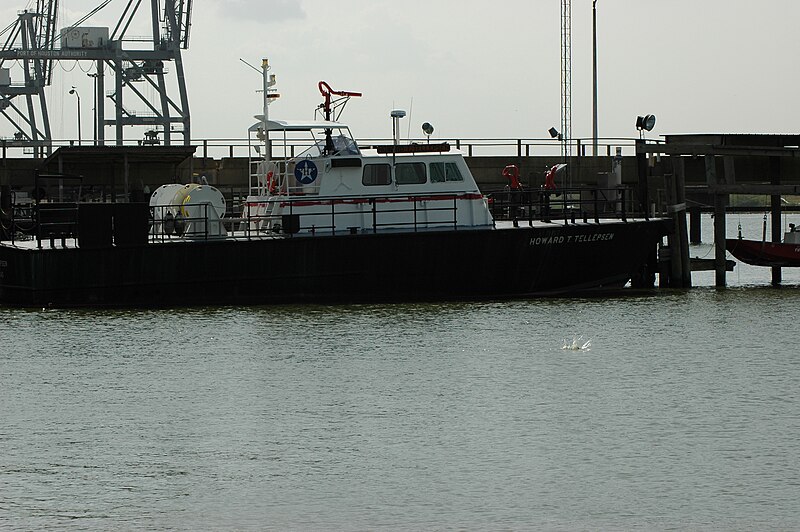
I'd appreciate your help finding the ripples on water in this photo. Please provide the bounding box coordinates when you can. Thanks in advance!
[1,214,799,529]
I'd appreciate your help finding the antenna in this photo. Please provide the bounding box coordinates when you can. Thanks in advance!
[560,0,572,182]
[406,97,413,140]
[239,58,261,74]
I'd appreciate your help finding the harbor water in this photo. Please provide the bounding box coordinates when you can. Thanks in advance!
[2,214,799,530]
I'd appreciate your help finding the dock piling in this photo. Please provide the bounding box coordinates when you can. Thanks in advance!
[770,156,782,286]
[705,155,728,287]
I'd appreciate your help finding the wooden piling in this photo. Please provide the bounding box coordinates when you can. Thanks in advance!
[705,155,728,287]
[770,157,782,286]
[675,159,692,288]
[662,157,692,288]
[689,206,702,244]
[662,170,677,287]
[673,157,691,287]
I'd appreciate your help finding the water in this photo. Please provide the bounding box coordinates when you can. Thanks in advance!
[2,214,800,530]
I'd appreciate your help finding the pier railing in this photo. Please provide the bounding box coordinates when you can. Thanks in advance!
[1,136,649,160]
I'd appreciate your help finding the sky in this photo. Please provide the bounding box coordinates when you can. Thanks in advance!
[2,0,800,145]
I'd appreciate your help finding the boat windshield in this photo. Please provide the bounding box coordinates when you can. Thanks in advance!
[294,128,360,160]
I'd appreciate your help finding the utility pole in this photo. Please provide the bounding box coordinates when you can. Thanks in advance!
[560,0,572,183]
[592,0,598,156]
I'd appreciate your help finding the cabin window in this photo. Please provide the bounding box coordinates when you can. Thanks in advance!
[430,162,464,183]
[395,162,427,185]
[363,164,392,186]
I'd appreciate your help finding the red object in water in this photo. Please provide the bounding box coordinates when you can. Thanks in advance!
[725,238,800,267]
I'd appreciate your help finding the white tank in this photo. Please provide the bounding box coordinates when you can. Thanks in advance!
[150,183,227,238]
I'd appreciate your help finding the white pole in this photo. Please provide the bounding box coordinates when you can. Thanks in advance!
[592,0,599,156]
[261,58,270,168]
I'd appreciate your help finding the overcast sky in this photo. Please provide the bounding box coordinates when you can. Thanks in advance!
[2,0,800,144]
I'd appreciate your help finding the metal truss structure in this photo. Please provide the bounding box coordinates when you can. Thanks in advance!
[0,0,193,155]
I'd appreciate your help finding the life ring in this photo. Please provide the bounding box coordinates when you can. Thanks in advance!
[257,161,279,195]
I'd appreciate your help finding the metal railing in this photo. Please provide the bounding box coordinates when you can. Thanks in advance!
[0,136,656,160]
[1,186,649,248]
[487,185,641,227]
[149,203,218,242]
[237,192,466,239]
[33,203,80,248]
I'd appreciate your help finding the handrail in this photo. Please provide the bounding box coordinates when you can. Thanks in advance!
[0,135,660,160]
[486,185,642,226]
[2,186,648,247]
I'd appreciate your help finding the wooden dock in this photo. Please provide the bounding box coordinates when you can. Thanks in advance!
[638,134,800,287]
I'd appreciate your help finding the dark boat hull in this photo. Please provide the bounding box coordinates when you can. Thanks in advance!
[725,238,800,267]
[0,220,671,307]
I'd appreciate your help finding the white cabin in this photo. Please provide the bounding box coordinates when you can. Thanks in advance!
[243,119,493,235]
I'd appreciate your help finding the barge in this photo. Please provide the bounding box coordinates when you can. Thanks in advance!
[0,59,672,307]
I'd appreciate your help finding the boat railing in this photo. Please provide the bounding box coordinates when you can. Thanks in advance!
[487,185,641,226]
[149,203,222,242]
[239,192,466,237]
[32,202,80,248]
[1,186,649,248]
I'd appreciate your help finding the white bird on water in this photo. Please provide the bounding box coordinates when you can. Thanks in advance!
[561,336,591,351]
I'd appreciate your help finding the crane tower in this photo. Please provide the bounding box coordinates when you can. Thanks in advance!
[0,0,193,154]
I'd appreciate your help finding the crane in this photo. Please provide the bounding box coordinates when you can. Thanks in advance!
[0,0,194,154]
[0,0,59,154]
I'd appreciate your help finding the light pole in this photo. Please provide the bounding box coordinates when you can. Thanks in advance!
[592,0,598,156]
[88,73,98,145]
[69,86,81,146]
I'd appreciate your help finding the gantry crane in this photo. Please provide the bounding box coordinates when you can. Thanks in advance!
[0,0,59,154]
[0,0,193,155]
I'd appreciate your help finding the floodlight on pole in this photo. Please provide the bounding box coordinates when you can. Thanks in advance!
[69,86,82,146]
[422,122,434,143]
[635,114,656,139]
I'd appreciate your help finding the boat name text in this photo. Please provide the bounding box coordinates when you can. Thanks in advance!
[529,232,615,246]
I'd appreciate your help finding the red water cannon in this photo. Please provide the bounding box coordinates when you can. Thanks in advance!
[318,81,362,121]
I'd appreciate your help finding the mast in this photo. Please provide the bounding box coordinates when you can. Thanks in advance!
[261,58,271,168]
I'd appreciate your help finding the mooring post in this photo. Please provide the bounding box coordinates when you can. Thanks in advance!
[662,169,676,287]
[713,195,727,287]
[705,155,727,287]
[635,139,649,215]
[689,206,701,244]
[676,161,691,286]
[672,156,691,287]
[770,156,782,286]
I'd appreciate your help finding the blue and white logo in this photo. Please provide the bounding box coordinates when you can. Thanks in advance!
[294,159,318,185]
